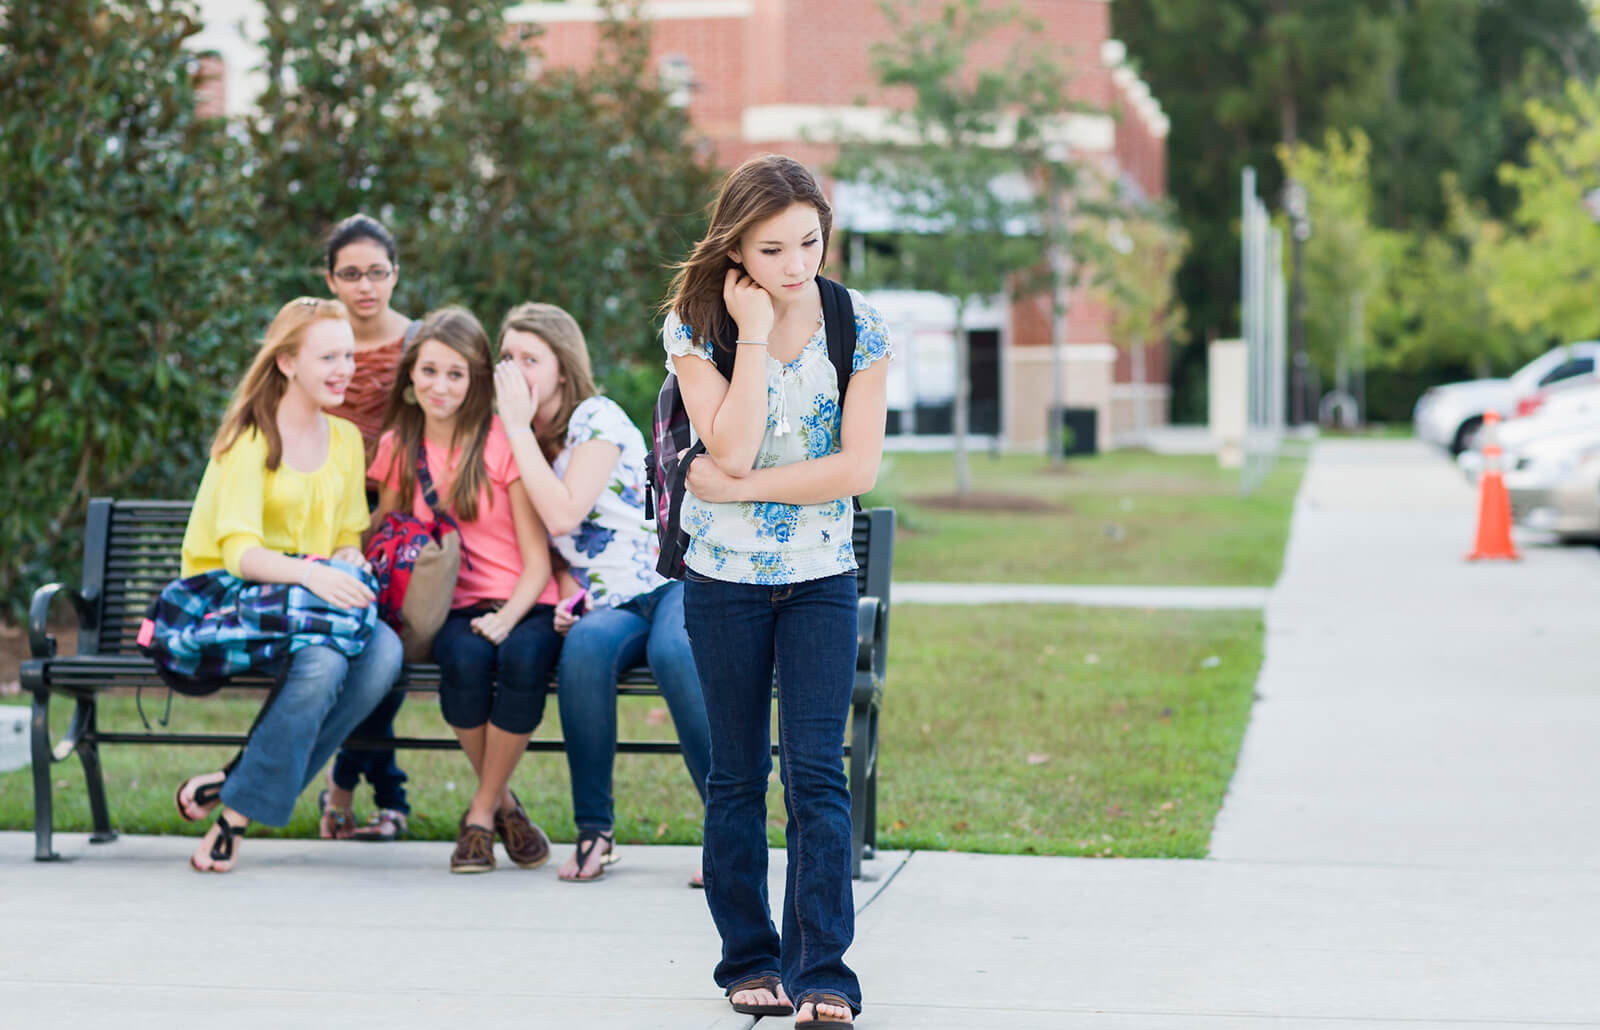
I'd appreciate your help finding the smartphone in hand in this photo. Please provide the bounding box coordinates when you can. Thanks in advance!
[556,589,589,619]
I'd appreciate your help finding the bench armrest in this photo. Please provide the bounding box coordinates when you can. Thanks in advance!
[29,583,98,660]
[854,596,886,706]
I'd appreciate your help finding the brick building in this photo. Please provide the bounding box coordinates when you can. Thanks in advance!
[510,0,1171,449]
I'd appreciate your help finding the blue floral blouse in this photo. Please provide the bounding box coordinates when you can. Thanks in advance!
[662,288,894,585]
[550,396,668,607]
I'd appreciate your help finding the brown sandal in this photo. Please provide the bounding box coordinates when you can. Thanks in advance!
[727,974,794,1016]
[794,992,855,1027]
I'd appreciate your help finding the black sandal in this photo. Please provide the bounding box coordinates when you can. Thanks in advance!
[727,974,794,1016]
[173,772,225,822]
[560,828,617,882]
[794,992,855,1027]
[190,814,246,873]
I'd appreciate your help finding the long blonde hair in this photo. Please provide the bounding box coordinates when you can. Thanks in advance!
[212,297,349,469]
[378,307,497,522]
[496,302,598,460]
[663,154,833,351]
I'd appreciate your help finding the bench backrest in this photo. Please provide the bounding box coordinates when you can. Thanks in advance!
[80,498,894,659]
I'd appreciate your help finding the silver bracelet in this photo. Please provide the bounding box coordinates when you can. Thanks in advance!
[735,339,769,346]
[300,562,314,588]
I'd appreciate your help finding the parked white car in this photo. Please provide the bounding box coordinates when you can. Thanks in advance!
[1457,378,1600,482]
[1414,342,1600,455]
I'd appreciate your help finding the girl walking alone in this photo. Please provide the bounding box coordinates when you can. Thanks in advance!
[662,154,892,1027]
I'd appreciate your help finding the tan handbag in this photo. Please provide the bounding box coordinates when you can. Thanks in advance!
[364,443,463,662]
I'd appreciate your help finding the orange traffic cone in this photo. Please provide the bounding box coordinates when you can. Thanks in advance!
[1467,411,1521,561]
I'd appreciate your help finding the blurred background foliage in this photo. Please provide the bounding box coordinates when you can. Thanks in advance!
[1115,0,1600,422]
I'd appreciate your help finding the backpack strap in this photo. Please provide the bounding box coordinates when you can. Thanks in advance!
[414,441,444,519]
[817,276,863,512]
[817,275,856,408]
[402,318,423,351]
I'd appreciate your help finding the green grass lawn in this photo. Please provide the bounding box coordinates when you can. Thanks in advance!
[864,449,1304,585]
[3,447,1294,860]
[1,604,1258,858]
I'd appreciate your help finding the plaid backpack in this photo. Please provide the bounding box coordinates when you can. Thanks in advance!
[645,275,857,579]
[137,557,379,696]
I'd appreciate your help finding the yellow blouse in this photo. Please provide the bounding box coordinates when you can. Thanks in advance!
[181,417,370,577]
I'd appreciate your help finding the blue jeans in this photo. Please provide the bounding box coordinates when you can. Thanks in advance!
[432,606,562,733]
[220,622,403,827]
[557,580,710,831]
[682,570,861,1015]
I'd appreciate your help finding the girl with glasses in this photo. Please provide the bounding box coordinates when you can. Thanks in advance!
[318,213,418,843]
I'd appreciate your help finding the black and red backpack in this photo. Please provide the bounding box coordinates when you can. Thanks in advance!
[645,275,857,579]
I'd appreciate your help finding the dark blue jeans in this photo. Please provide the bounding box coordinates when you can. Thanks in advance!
[558,580,710,831]
[682,570,861,1015]
[330,687,410,813]
[432,605,562,733]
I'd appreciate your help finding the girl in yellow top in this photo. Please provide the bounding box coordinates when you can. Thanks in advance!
[174,298,403,873]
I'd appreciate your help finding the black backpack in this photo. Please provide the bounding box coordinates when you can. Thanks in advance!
[645,276,857,579]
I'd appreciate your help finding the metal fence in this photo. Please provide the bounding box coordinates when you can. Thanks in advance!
[1241,167,1287,496]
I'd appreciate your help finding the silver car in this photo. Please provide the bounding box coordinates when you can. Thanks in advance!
[1505,427,1600,539]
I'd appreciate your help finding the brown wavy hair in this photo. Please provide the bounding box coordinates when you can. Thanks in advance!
[662,154,832,354]
[495,302,598,461]
[378,307,496,522]
[211,297,349,469]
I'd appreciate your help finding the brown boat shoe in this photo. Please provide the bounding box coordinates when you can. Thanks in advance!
[450,820,496,874]
[495,793,551,869]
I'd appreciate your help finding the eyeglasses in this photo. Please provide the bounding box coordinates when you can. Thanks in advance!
[332,266,394,283]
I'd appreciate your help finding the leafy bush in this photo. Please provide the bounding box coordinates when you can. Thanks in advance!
[0,0,258,620]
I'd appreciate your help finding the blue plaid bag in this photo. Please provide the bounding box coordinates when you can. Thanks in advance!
[137,557,379,696]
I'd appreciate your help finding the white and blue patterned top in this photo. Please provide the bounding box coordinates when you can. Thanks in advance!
[550,396,668,608]
[662,288,894,585]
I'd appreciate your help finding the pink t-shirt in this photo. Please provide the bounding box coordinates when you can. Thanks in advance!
[370,417,557,611]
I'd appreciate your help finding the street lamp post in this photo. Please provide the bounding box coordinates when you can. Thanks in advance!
[1285,179,1312,426]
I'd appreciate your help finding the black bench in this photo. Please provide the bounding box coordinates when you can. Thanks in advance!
[23,498,893,875]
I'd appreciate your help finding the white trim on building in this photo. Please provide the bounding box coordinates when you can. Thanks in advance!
[741,104,1117,153]
[506,1,753,22]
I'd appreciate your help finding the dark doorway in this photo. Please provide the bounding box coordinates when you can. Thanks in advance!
[968,329,1000,436]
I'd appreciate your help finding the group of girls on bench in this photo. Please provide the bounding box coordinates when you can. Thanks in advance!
[174,217,710,881]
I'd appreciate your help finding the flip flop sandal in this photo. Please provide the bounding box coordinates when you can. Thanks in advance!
[173,772,225,823]
[190,814,246,873]
[560,828,617,882]
[727,974,794,1016]
[351,808,409,842]
[317,789,356,840]
[794,992,855,1027]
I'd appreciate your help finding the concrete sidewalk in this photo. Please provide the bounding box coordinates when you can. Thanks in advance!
[3,439,1598,1028]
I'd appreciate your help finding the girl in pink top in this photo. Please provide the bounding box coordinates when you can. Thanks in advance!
[369,307,560,874]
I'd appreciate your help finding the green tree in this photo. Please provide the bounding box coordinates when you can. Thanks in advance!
[0,0,255,621]
[1479,77,1600,346]
[834,0,1079,491]
[246,0,716,425]
[1089,206,1189,437]
[1114,0,1600,415]
[1276,130,1395,412]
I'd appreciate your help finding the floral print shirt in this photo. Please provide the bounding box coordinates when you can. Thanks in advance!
[662,289,894,585]
[550,396,668,607]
